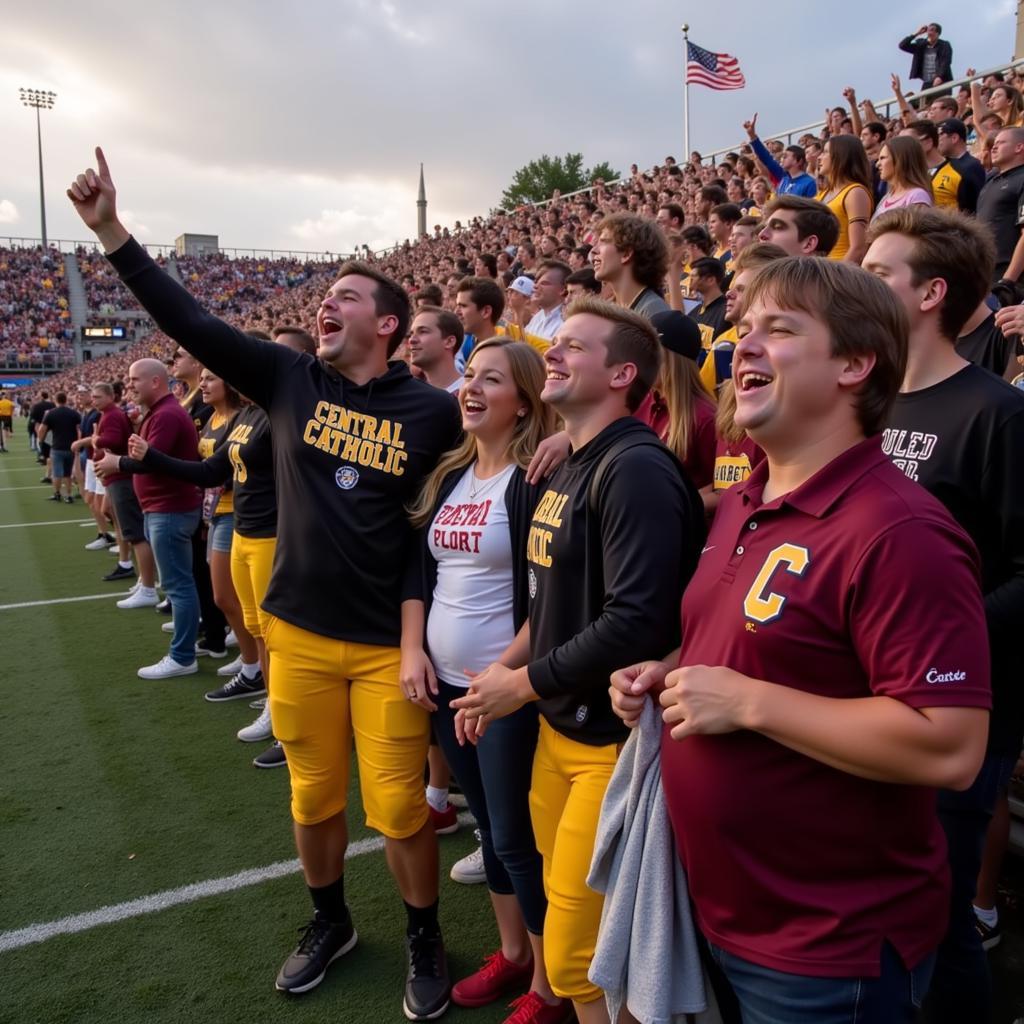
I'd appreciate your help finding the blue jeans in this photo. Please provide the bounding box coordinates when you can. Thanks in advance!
[145,508,201,665]
[433,679,546,934]
[705,941,935,1024]
[920,747,1018,1023]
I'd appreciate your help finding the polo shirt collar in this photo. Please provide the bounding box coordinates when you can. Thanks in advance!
[740,436,886,518]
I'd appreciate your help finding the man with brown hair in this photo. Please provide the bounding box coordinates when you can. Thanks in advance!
[68,147,462,1018]
[611,256,990,1021]
[407,306,464,392]
[590,212,669,317]
[865,206,1024,1024]
[454,296,704,1024]
[757,195,840,256]
[455,276,505,368]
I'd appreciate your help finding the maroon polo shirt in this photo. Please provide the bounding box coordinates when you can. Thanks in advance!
[92,404,134,485]
[662,437,990,978]
[132,393,202,513]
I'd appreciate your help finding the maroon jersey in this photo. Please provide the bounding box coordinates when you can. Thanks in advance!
[662,437,990,977]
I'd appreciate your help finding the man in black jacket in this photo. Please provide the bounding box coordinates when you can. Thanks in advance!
[453,297,704,1024]
[67,148,461,1021]
[899,23,953,87]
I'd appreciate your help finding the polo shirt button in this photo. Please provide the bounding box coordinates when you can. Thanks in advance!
[748,522,758,530]
[736,545,745,555]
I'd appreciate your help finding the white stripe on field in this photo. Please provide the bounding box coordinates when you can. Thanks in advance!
[0,518,93,529]
[0,813,473,953]
[0,485,67,492]
[0,592,126,611]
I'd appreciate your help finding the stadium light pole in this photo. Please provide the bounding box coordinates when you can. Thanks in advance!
[19,88,57,252]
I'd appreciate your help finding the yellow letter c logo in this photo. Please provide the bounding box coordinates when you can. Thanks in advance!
[743,543,811,624]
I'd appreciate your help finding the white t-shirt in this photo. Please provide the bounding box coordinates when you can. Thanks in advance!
[426,462,516,687]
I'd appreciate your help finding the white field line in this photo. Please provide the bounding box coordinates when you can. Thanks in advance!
[0,592,126,611]
[0,813,473,953]
[0,518,93,530]
[0,485,65,492]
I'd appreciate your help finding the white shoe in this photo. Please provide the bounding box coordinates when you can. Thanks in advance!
[137,655,199,680]
[161,620,175,633]
[237,704,273,743]
[450,837,486,885]
[85,536,110,551]
[117,587,159,609]
[217,655,244,677]
[224,630,238,647]
[109,544,120,553]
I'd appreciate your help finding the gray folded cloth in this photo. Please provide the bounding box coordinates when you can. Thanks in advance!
[587,698,720,1024]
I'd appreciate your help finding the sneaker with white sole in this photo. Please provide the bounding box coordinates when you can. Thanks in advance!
[224,629,238,647]
[205,670,266,703]
[161,620,175,634]
[217,655,244,677]
[250,696,267,709]
[85,535,112,551]
[117,587,160,610]
[237,704,273,742]
[450,833,486,885]
[137,655,199,680]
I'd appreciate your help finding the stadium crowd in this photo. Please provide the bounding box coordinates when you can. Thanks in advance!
[6,25,1024,1024]
[0,246,74,363]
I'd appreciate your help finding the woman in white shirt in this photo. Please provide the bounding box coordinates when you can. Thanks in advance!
[403,338,562,1019]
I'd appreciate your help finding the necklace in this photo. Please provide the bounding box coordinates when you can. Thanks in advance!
[468,463,511,500]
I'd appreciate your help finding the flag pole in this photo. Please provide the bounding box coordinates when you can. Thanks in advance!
[682,23,691,161]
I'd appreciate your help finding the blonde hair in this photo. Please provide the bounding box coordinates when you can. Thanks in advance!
[715,380,745,444]
[660,349,713,462]
[408,339,554,527]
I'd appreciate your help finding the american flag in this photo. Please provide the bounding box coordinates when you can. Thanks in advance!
[686,41,745,91]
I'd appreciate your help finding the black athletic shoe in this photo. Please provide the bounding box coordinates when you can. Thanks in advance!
[403,929,450,1021]
[155,598,172,615]
[64,496,74,504]
[254,740,287,769]
[45,493,60,501]
[275,911,358,994]
[195,639,228,659]
[40,475,51,483]
[205,670,267,703]
[103,564,136,582]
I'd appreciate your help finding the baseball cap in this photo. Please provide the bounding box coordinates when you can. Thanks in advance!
[650,310,701,363]
[937,118,967,139]
[509,276,535,297]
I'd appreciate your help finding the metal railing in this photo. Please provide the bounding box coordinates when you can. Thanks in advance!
[528,57,1024,207]
[0,237,354,262]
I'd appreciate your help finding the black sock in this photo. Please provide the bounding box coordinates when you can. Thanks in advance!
[404,899,439,938]
[309,875,347,923]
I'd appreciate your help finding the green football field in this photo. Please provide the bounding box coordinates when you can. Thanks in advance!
[0,444,510,1024]
[5,440,1024,1024]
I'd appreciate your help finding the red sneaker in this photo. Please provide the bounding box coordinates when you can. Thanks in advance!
[429,802,459,835]
[503,992,572,1024]
[451,950,533,1008]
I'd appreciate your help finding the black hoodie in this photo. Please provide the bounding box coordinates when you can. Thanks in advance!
[526,417,705,745]
[107,238,461,644]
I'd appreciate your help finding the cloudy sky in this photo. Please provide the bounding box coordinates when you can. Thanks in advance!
[1,1,1017,255]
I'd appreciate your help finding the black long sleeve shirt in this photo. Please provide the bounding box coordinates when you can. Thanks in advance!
[107,237,461,644]
[136,404,278,538]
[526,417,705,745]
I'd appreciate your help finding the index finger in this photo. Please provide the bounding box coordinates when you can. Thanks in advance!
[95,146,110,179]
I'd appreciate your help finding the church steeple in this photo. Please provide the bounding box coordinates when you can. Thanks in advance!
[417,163,427,239]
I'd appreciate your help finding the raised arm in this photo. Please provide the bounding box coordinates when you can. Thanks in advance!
[843,87,863,137]
[127,438,233,488]
[66,148,294,407]
[890,73,914,125]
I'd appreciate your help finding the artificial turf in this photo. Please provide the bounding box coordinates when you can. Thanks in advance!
[0,446,511,1024]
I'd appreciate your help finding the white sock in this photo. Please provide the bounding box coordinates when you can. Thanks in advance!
[240,661,261,680]
[118,561,133,569]
[425,785,448,813]
[973,904,998,927]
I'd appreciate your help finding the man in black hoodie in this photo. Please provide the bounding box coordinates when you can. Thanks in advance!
[454,297,704,1024]
[68,149,461,1020]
